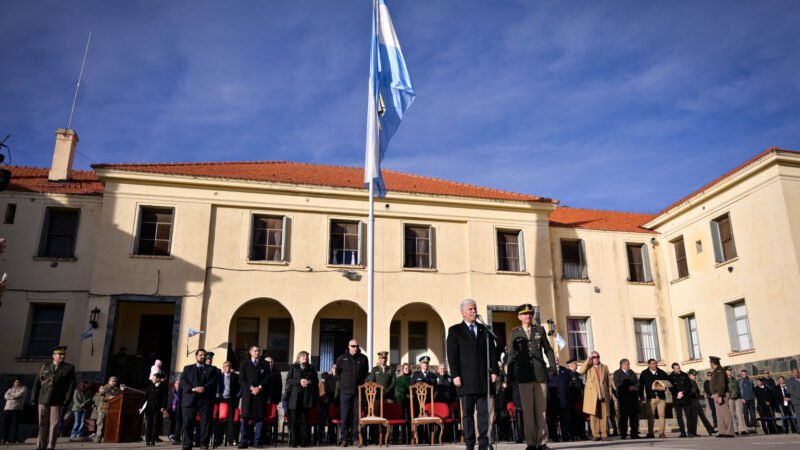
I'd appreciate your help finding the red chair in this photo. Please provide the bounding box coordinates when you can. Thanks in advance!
[432,402,460,443]
[307,406,320,444]
[450,402,464,443]
[263,402,279,447]
[505,402,517,442]
[330,403,354,444]
[383,402,407,445]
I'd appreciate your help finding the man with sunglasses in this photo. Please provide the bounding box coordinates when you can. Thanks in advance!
[334,339,369,446]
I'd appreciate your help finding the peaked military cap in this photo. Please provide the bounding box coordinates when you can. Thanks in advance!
[709,355,721,364]
[687,369,697,375]
[51,345,67,355]
[565,359,577,365]
[418,355,431,363]
[206,352,215,358]
[516,304,534,315]
[377,351,388,357]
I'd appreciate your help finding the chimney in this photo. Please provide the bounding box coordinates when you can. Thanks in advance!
[49,128,79,181]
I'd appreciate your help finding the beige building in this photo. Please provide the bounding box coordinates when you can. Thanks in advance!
[0,130,798,388]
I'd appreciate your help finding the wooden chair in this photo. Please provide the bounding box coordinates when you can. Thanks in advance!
[358,382,389,447]
[409,382,443,445]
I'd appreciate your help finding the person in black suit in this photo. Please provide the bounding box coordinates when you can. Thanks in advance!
[141,372,169,446]
[446,298,498,450]
[239,345,268,449]
[218,361,241,446]
[180,348,218,450]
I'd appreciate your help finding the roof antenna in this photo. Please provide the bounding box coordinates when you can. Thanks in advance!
[67,31,92,130]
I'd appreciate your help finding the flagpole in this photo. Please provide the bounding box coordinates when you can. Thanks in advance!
[367,174,375,364]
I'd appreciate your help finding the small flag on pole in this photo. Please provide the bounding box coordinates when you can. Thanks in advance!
[555,332,567,351]
[188,327,204,338]
[80,327,94,340]
[365,0,415,198]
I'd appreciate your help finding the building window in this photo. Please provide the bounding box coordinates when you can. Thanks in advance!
[626,243,652,282]
[672,236,689,279]
[684,314,701,360]
[390,320,400,366]
[235,317,259,363]
[408,321,427,364]
[4,203,16,224]
[567,318,593,362]
[634,319,661,363]
[329,220,363,265]
[250,215,290,262]
[404,224,434,269]
[725,300,753,352]
[711,213,737,263]
[26,304,65,358]
[135,207,174,256]
[561,239,588,280]
[266,318,291,366]
[497,229,526,272]
[38,207,80,258]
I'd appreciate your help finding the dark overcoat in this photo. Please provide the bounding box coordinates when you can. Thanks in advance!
[286,363,319,410]
[446,321,498,396]
[239,359,269,419]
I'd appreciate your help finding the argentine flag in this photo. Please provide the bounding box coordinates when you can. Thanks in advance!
[365,0,415,198]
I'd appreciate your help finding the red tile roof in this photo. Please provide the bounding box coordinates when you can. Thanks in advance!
[92,161,556,203]
[656,147,800,217]
[3,166,103,196]
[550,207,656,234]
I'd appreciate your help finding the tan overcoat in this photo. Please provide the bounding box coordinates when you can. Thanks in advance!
[579,359,614,416]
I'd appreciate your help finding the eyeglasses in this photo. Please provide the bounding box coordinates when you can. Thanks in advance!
[592,356,600,359]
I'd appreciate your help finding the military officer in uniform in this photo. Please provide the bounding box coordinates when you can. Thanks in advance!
[709,356,734,438]
[32,345,76,450]
[410,356,437,388]
[367,351,397,401]
[507,304,556,450]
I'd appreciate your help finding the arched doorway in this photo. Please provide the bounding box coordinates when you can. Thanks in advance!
[389,302,447,369]
[311,300,366,372]
[228,298,294,371]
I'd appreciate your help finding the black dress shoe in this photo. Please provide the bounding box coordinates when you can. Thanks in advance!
[237,444,248,449]
[679,433,688,437]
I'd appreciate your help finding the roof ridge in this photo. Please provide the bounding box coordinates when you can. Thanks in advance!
[556,205,654,217]
[382,168,550,200]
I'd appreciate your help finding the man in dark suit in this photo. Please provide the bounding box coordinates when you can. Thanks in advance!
[613,358,640,439]
[180,348,218,450]
[239,345,268,449]
[446,298,498,450]
[218,361,241,446]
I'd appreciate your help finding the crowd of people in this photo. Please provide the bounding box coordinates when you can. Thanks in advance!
[4,298,800,450]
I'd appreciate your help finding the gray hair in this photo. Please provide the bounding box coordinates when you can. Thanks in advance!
[459,298,477,312]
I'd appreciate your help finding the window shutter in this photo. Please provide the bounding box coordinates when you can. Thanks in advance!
[578,239,588,279]
[652,319,661,360]
[281,216,291,262]
[710,220,724,263]
[357,221,365,266]
[518,230,526,272]
[724,304,739,352]
[684,317,693,359]
[428,225,436,269]
[642,244,653,282]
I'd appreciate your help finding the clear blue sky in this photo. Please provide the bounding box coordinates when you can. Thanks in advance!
[2,1,799,213]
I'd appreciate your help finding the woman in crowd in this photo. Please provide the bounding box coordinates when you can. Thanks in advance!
[286,351,318,448]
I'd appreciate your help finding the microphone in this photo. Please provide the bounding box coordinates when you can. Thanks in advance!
[475,313,485,324]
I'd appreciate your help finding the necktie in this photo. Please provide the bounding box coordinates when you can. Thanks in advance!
[469,323,476,339]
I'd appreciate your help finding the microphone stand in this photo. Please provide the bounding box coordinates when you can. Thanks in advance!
[475,315,497,446]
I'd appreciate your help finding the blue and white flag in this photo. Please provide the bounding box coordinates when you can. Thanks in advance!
[188,327,204,338]
[80,327,93,341]
[555,332,567,351]
[365,0,415,198]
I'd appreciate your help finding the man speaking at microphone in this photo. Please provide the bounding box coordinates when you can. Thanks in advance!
[447,299,498,450]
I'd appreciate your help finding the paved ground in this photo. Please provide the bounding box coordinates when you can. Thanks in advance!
[4,434,800,450]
